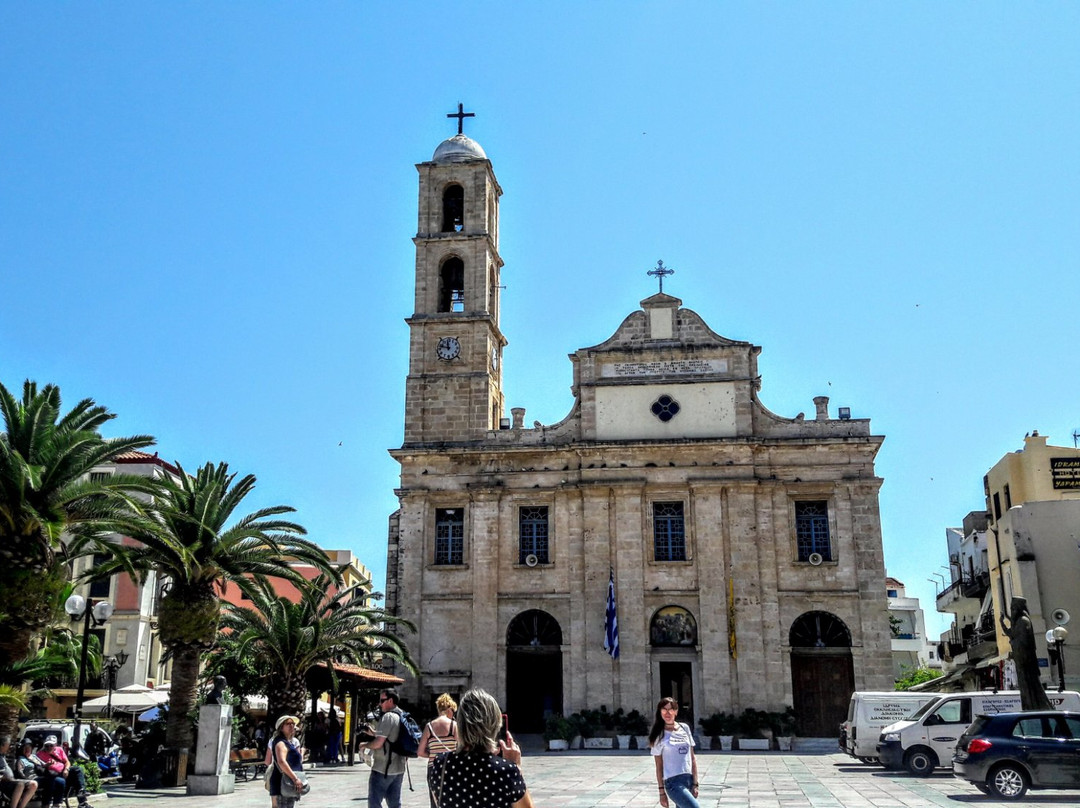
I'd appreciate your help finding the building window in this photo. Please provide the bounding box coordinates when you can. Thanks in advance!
[653,502,686,562]
[89,471,111,483]
[650,395,681,423]
[441,184,464,232]
[438,257,465,312]
[887,589,898,598]
[88,553,112,598]
[795,501,832,561]
[434,508,464,565]
[992,492,1002,520]
[518,506,549,564]
[1003,484,1012,510]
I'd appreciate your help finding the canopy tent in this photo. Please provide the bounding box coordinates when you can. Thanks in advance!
[81,684,170,713]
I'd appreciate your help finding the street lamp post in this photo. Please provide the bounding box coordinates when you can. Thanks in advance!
[65,595,114,754]
[103,649,130,718]
[1045,626,1068,692]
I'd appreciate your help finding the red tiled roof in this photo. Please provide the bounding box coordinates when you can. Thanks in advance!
[112,451,179,474]
[317,662,404,686]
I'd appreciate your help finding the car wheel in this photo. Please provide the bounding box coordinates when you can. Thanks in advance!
[858,757,878,765]
[904,747,937,776]
[988,764,1028,800]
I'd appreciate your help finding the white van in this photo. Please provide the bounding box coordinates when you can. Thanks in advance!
[839,691,939,762]
[876,690,1080,775]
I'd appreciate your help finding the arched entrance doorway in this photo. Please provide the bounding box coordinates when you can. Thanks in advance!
[789,611,855,737]
[506,610,563,733]
[650,606,698,728]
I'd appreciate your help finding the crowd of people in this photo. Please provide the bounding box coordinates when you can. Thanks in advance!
[0,733,91,808]
[3,693,700,808]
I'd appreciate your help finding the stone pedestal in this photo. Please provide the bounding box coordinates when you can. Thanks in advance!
[186,704,235,795]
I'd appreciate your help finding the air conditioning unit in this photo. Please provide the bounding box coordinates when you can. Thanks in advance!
[807,552,824,566]
[524,554,540,568]
[1051,608,1071,626]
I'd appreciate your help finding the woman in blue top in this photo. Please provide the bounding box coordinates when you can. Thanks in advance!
[269,715,305,808]
[649,697,699,808]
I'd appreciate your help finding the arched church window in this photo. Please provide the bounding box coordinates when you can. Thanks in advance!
[789,611,851,648]
[438,257,465,313]
[442,184,464,232]
[650,605,697,646]
[507,609,563,647]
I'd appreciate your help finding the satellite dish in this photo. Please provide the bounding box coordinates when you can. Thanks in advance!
[807,552,824,566]
[1051,608,1071,626]
[524,554,540,568]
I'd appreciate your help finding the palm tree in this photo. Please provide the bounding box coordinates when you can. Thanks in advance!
[80,461,337,750]
[0,379,153,734]
[0,628,98,723]
[218,574,416,723]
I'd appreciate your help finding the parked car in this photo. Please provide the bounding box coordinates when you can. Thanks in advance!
[877,689,1080,775]
[18,720,112,758]
[953,710,1080,799]
[840,691,939,763]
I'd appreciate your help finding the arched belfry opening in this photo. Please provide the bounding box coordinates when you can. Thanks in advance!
[788,611,855,737]
[506,610,563,733]
[438,257,465,312]
[441,184,464,232]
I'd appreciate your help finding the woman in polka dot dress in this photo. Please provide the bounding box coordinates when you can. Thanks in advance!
[426,688,535,808]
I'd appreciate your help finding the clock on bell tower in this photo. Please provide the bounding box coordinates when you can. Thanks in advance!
[403,108,506,446]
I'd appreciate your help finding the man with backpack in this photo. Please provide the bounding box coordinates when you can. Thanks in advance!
[358,690,420,808]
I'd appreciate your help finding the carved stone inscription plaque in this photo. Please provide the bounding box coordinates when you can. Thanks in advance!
[601,358,728,378]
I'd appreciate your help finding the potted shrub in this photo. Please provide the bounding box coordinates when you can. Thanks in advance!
[770,707,797,751]
[699,711,738,751]
[581,707,615,748]
[736,708,771,750]
[611,708,633,750]
[543,715,574,751]
[623,709,651,750]
[567,711,592,749]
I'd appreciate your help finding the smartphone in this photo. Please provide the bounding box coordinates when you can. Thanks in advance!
[497,713,509,744]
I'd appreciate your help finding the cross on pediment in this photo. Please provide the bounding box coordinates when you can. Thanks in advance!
[647,260,675,293]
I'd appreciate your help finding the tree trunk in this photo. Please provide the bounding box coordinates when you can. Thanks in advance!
[165,644,203,750]
[267,674,308,728]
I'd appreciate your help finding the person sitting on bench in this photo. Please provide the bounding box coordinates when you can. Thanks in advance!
[16,739,66,808]
[0,735,38,808]
[36,736,89,808]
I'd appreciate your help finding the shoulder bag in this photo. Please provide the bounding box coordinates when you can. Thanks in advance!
[281,770,310,798]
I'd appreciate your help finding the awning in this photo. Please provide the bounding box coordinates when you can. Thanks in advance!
[81,684,170,713]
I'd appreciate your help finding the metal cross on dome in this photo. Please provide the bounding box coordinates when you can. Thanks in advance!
[647,259,675,293]
[446,103,475,135]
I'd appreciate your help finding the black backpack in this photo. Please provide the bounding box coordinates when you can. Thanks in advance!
[389,708,422,758]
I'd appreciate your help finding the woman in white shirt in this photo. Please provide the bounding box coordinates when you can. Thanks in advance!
[649,697,699,808]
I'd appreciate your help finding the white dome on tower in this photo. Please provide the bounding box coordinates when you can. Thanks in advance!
[432,134,487,163]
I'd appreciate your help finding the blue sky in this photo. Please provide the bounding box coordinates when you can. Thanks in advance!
[3,3,1079,640]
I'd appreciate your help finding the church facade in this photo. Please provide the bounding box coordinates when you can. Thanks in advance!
[386,128,893,736]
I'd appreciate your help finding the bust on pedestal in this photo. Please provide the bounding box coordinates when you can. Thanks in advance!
[187,677,236,795]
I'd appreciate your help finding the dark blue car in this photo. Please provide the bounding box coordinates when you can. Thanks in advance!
[953,711,1080,799]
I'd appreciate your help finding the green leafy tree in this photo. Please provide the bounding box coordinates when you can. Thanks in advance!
[79,461,335,750]
[895,665,944,690]
[218,574,416,724]
[0,379,153,734]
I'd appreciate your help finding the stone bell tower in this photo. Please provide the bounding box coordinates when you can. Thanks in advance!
[403,111,506,446]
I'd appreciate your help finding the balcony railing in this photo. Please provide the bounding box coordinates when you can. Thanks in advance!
[962,571,991,599]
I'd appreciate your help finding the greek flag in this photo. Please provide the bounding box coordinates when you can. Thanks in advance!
[603,566,620,659]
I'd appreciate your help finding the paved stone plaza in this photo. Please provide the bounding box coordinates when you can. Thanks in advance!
[97,751,1077,807]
